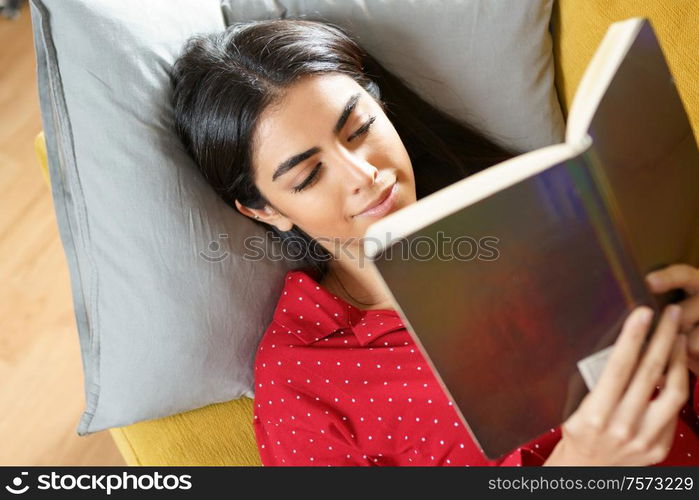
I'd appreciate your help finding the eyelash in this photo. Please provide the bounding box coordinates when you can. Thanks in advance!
[291,115,376,193]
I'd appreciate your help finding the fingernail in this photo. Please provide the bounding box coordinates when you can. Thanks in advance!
[646,273,663,287]
[637,307,653,323]
[667,304,681,321]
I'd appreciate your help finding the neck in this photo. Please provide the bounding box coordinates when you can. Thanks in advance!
[321,256,393,311]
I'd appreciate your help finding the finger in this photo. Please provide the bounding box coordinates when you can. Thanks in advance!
[644,414,678,466]
[645,264,699,295]
[614,305,682,430]
[577,306,653,424]
[636,334,688,453]
[687,325,699,377]
[676,292,699,333]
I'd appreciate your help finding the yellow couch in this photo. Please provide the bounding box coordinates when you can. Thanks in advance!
[35,0,698,465]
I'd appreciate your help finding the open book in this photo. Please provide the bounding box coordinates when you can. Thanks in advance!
[363,18,699,460]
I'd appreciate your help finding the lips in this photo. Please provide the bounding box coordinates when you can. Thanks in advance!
[354,181,398,218]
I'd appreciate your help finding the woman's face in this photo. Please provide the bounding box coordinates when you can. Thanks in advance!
[238,72,416,256]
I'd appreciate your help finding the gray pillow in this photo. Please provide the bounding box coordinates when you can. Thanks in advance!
[222,0,565,152]
[30,0,564,436]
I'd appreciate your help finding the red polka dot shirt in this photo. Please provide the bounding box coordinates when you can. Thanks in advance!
[252,269,699,466]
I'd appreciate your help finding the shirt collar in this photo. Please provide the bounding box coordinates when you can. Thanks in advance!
[272,270,405,346]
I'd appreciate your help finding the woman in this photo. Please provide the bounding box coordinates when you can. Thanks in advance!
[170,18,699,466]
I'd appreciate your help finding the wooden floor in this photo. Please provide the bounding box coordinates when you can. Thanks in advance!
[0,6,124,465]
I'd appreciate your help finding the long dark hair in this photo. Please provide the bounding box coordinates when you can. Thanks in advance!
[169,17,520,280]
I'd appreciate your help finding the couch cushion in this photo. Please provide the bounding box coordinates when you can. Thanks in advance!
[29,0,563,438]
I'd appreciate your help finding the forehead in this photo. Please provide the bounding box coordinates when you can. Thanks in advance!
[252,73,367,174]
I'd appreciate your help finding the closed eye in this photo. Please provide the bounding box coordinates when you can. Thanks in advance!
[348,115,376,142]
[291,162,323,193]
[291,116,377,193]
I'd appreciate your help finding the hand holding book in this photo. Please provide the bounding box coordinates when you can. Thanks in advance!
[645,263,699,377]
[545,303,688,466]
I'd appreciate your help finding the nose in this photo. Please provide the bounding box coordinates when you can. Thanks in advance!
[329,147,379,193]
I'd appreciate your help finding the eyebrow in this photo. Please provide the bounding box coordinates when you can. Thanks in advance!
[272,92,362,182]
